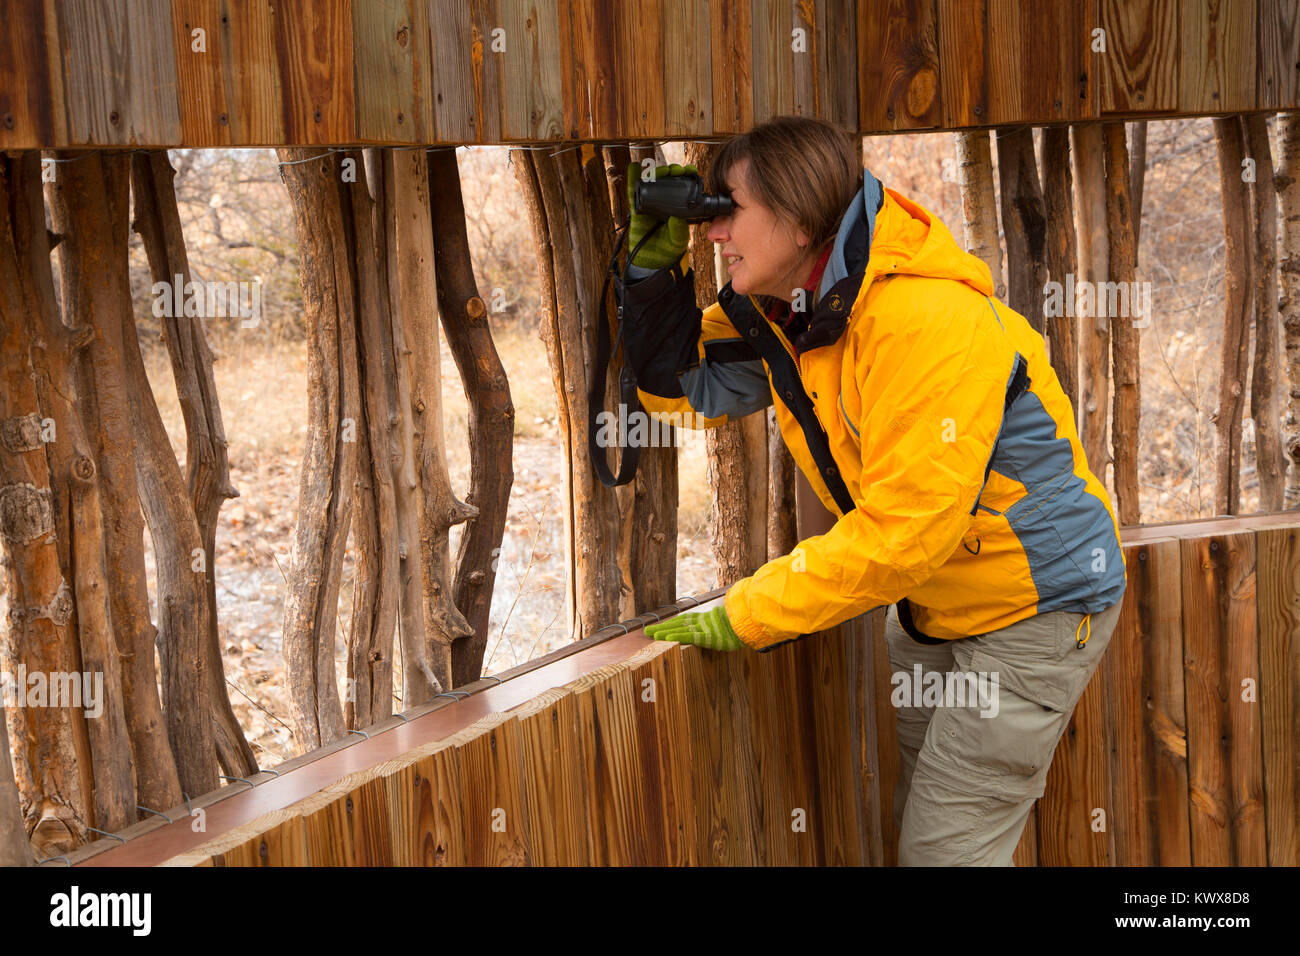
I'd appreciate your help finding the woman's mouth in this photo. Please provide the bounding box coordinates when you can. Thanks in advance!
[725,254,743,270]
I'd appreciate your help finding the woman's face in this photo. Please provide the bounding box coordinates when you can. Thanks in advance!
[706,157,812,300]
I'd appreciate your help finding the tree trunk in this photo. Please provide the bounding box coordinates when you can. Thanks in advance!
[1040,126,1081,418]
[1102,123,1141,526]
[130,152,254,776]
[684,141,768,584]
[1213,117,1254,516]
[600,146,678,615]
[1072,124,1112,491]
[767,406,798,559]
[382,148,475,695]
[343,149,401,722]
[1245,114,1286,512]
[996,127,1049,337]
[955,130,1006,301]
[1129,121,1148,251]
[276,148,360,749]
[1278,113,1300,508]
[426,147,512,687]
[513,146,622,639]
[46,150,156,831]
[0,152,89,855]
[0,703,32,865]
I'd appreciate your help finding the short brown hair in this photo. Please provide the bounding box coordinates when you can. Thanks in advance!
[709,115,863,252]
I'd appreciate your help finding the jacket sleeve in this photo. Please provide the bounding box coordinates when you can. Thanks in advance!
[621,258,773,428]
[723,302,1019,650]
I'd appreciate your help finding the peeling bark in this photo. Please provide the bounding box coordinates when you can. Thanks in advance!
[0,152,89,855]
[426,148,513,687]
[955,130,1006,301]
[276,148,359,749]
[1244,114,1285,512]
[1213,117,1254,516]
[1278,113,1300,507]
[1040,126,1081,418]
[1102,123,1141,526]
[130,152,254,777]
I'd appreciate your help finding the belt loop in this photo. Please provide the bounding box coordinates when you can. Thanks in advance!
[1075,613,1092,649]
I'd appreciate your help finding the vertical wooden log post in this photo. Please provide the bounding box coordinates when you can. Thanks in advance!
[513,146,622,639]
[0,152,91,855]
[425,147,512,686]
[1278,113,1300,508]
[1072,124,1112,489]
[603,146,679,615]
[277,148,360,749]
[381,148,476,693]
[954,130,1006,301]
[683,140,769,584]
[995,126,1049,337]
[43,151,139,833]
[70,150,186,820]
[1244,115,1286,512]
[347,149,402,724]
[1040,126,1081,416]
[1103,123,1141,526]
[0,703,32,865]
[131,151,255,779]
[1213,117,1254,516]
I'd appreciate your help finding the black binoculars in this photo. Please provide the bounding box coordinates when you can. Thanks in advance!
[631,172,734,222]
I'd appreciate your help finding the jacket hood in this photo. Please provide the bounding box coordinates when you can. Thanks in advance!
[819,169,995,302]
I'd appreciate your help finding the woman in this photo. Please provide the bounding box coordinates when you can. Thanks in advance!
[624,116,1126,865]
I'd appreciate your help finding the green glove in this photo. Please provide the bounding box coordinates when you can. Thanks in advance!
[625,161,696,270]
[644,605,745,651]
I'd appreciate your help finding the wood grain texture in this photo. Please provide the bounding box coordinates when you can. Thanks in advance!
[1181,532,1266,864]
[1100,0,1178,113]
[1255,527,1300,865]
[499,0,563,141]
[663,0,712,136]
[750,0,796,124]
[0,0,66,148]
[511,686,590,864]
[936,0,987,128]
[173,0,284,146]
[870,608,901,866]
[1180,0,1257,114]
[859,0,941,131]
[823,0,858,128]
[710,0,753,134]
[615,0,665,139]
[1257,0,1300,109]
[353,0,436,143]
[558,0,620,139]
[59,0,180,145]
[274,0,354,144]
[1038,626,1114,866]
[454,712,530,865]
[985,0,1094,126]
[628,643,699,864]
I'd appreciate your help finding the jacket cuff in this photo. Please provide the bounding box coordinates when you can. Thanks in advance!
[725,578,794,651]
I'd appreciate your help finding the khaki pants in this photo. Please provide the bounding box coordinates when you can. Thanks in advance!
[883,596,1123,866]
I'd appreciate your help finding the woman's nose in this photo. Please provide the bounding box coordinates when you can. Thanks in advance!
[707,218,729,243]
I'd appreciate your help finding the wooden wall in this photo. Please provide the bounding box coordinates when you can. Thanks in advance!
[54,513,1293,867]
[3,1,1299,150]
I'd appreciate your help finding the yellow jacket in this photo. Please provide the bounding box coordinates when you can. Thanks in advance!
[620,173,1126,651]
